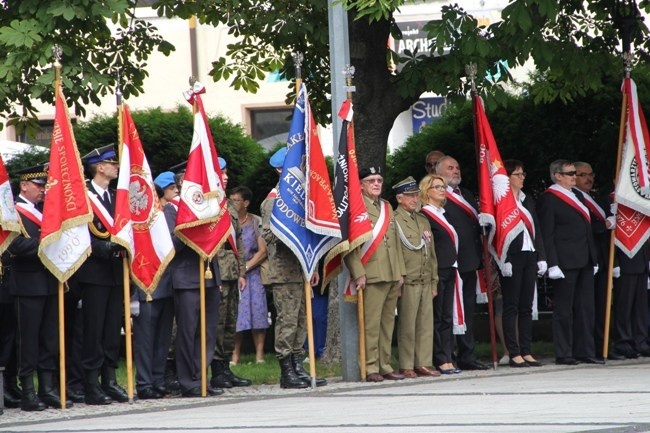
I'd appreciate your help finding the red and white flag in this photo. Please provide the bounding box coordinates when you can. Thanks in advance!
[38,86,92,281]
[113,105,175,294]
[614,77,650,258]
[474,94,524,267]
[322,100,372,296]
[0,154,21,253]
[175,82,231,259]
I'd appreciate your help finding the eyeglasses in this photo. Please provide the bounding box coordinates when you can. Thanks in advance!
[576,172,595,178]
[510,172,526,178]
[362,178,383,184]
[425,163,435,169]
[558,171,577,177]
[429,185,446,191]
[230,198,245,202]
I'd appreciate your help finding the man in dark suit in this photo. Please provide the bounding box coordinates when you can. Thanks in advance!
[75,145,128,405]
[610,241,650,358]
[574,161,614,360]
[537,159,601,365]
[163,166,223,398]
[8,164,71,410]
[0,251,21,409]
[436,156,488,371]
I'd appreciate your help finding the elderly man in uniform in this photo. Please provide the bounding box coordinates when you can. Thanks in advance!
[392,176,440,378]
[211,157,251,389]
[261,147,326,389]
[346,166,406,382]
[8,164,72,411]
[75,145,128,405]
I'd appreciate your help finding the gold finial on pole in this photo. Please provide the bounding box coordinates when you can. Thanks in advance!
[189,75,197,88]
[52,45,63,85]
[292,51,304,95]
[116,70,123,107]
[465,62,478,94]
[343,65,356,101]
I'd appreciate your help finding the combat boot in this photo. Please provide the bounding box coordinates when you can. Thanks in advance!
[3,373,21,408]
[19,375,46,411]
[279,355,308,389]
[210,359,233,389]
[84,369,112,405]
[223,360,251,387]
[38,370,73,409]
[291,353,327,387]
[101,365,129,403]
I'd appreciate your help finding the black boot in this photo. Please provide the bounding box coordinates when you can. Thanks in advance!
[292,354,327,387]
[210,359,233,389]
[38,371,73,409]
[66,387,85,403]
[101,365,129,403]
[223,360,251,387]
[19,375,46,412]
[84,369,112,405]
[3,373,22,408]
[279,355,308,389]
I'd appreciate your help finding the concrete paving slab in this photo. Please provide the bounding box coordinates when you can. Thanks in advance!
[1,359,649,433]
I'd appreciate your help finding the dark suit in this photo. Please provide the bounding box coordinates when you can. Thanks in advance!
[422,205,458,367]
[0,253,18,386]
[500,194,546,358]
[74,182,124,372]
[612,243,650,355]
[132,267,174,393]
[443,187,482,364]
[8,197,58,376]
[537,187,598,359]
[589,193,612,357]
[163,202,221,393]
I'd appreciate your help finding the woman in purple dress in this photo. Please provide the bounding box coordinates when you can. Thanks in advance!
[230,186,269,364]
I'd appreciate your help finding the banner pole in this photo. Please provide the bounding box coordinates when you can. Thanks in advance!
[603,53,633,359]
[52,47,68,410]
[304,281,317,388]
[357,290,367,380]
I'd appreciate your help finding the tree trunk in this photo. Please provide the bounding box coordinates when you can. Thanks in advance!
[349,13,421,171]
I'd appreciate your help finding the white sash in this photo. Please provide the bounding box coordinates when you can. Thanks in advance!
[582,192,606,222]
[446,186,478,220]
[548,184,590,223]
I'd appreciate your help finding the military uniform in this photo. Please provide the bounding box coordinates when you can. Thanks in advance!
[394,204,438,374]
[211,200,250,388]
[345,194,405,378]
[9,165,67,410]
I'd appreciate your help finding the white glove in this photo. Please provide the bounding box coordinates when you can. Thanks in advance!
[130,299,140,317]
[478,212,493,228]
[610,202,618,215]
[593,265,599,275]
[537,260,548,276]
[612,266,621,278]
[606,215,616,230]
[501,262,513,277]
[548,266,565,280]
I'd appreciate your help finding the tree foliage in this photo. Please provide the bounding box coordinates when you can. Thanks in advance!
[0,0,173,137]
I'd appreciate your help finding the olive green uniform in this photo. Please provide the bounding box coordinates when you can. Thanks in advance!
[394,206,438,370]
[345,195,405,375]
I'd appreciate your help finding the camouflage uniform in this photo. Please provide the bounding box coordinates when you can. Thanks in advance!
[260,195,306,359]
[214,201,245,362]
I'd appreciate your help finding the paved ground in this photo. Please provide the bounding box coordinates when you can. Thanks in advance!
[2,358,650,433]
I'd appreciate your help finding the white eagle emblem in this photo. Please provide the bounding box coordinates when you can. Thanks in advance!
[491,173,510,204]
[129,180,149,216]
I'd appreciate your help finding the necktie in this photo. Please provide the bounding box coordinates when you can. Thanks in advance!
[103,191,110,206]
[453,188,461,196]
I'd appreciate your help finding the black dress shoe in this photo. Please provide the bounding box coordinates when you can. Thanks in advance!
[607,352,626,361]
[183,386,224,397]
[67,388,85,403]
[137,387,163,400]
[208,386,224,396]
[153,385,169,396]
[524,360,543,367]
[438,367,462,374]
[457,360,489,370]
[623,349,640,359]
[555,357,579,365]
[210,373,233,389]
[638,348,650,357]
[509,359,530,368]
[576,357,606,365]
[102,383,129,403]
